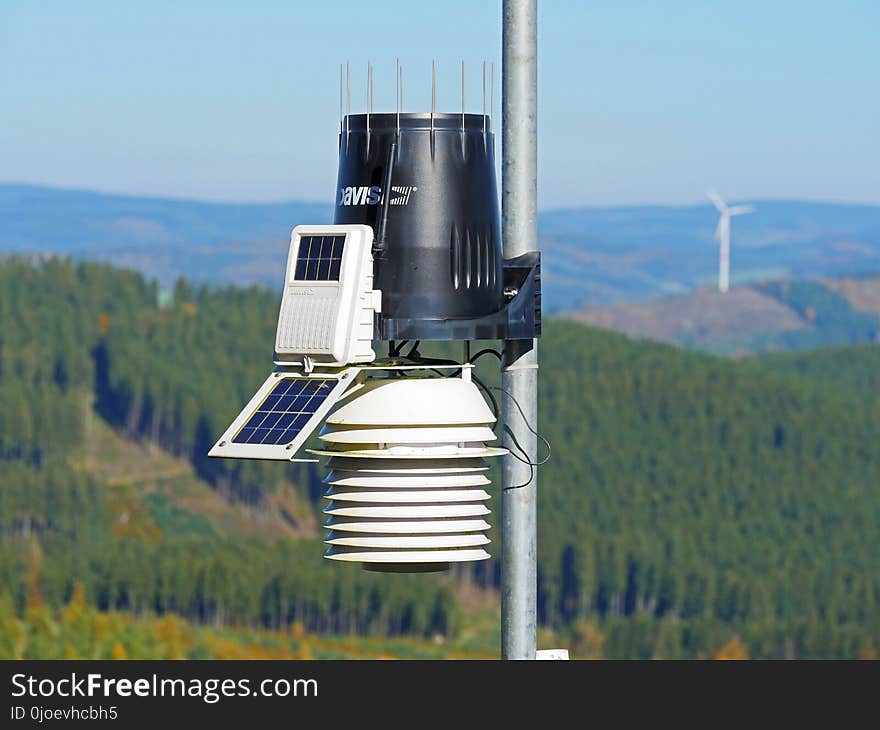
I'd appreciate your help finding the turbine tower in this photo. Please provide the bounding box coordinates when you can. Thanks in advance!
[707,190,754,293]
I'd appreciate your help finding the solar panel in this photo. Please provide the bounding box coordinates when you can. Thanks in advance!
[232,377,337,445]
[209,368,358,461]
[293,234,346,281]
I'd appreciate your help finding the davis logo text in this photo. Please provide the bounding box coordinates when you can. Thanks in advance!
[337,186,417,207]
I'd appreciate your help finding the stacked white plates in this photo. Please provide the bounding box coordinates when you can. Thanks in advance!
[310,377,504,571]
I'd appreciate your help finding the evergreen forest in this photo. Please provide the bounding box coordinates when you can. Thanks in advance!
[0,257,877,658]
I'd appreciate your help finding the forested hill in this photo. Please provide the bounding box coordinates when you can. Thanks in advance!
[568,276,880,356]
[758,343,880,395]
[1,257,878,658]
[538,323,879,658]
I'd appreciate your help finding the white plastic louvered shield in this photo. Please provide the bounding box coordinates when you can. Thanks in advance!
[309,376,505,571]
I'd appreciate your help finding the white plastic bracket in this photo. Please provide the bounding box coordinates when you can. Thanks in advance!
[536,649,570,660]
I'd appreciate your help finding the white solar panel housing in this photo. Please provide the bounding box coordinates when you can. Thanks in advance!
[274,224,380,366]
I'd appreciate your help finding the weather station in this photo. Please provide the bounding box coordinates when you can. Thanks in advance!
[211,1,549,659]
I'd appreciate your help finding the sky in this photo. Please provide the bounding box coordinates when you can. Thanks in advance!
[1,0,878,209]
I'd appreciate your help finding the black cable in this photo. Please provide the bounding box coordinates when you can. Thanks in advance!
[383,348,546,489]
[389,340,410,357]
[429,367,462,379]
[489,385,552,491]
[471,373,499,420]
[400,353,459,367]
[396,352,545,468]
[396,348,462,380]
[502,425,535,491]
[489,386,551,467]
[470,347,503,364]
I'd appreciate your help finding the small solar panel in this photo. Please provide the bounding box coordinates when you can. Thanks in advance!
[232,377,337,445]
[293,234,346,281]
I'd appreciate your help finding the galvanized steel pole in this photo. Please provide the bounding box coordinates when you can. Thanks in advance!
[501,0,538,660]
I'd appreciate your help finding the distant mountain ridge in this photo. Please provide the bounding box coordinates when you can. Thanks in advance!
[2,183,880,312]
[0,184,331,286]
[540,200,880,311]
[568,275,880,355]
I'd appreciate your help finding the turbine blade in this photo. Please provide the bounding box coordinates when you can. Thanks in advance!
[706,189,727,212]
[727,205,754,216]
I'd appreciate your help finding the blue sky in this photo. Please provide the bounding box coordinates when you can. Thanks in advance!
[2,0,878,208]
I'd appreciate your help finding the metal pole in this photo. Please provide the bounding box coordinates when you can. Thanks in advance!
[501,0,538,660]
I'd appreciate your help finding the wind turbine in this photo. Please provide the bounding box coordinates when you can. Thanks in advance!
[707,190,754,293]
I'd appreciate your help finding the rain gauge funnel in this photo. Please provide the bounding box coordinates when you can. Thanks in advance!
[336,112,539,341]
[335,113,504,336]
